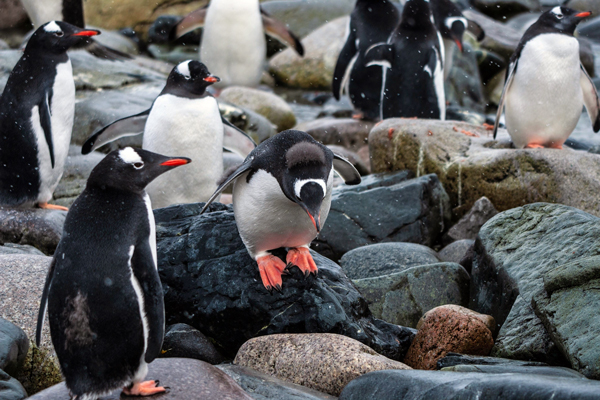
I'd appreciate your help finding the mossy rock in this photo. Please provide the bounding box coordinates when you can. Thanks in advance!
[15,342,62,396]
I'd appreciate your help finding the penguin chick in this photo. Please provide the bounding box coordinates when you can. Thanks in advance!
[36,147,191,399]
[200,130,361,292]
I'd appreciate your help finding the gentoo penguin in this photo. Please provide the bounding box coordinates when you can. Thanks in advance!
[0,21,100,211]
[492,7,600,149]
[365,0,446,120]
[200,130,361,291]
[20,0,131,60]
[36,148,190,399]
[171,0,304,88]
[332,0,400,121]
[82,60,256,209]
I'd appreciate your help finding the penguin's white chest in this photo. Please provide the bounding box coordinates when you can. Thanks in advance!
[505,34,583,148]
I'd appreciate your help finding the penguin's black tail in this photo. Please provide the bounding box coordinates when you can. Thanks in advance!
[85,40,133,61]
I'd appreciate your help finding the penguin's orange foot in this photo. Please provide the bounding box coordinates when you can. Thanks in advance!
[257,254,286,291]
[286,247,318,277]
[122,380,167,396]
[37,202,68,211]
[352,112,364,120]
[525,143,545,149]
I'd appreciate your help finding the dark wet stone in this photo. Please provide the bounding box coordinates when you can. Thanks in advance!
[472,0,541,19]
[0,369,27,400]
[0,208,66,255]
[441,364,587,379]
[445,197,499,242]
[161,323,226,365]
[0,318,28,376]
[438,240,475,264]
[436,352,548,369]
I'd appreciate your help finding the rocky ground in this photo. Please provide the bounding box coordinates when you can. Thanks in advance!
[1,0,600,399]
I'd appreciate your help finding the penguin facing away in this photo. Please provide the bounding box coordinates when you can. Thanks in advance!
[82,60,256,208]
[332,0,400,121]
[36,148,191,399]
[492,6,600,149]
[200,130,361,291]
[0,21,100,210]
[171,0,304,88]
[365,0,446,120]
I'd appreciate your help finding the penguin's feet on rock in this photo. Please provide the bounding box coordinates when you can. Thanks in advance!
[352,112,364,120]
[122,380,167,397]
[549,143,563,149]
[525,143,545,149]
[257,254,287,292]
[37,202,68,211]
[286,247,318,277]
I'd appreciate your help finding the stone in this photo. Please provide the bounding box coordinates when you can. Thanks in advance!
[0,244,45,256]
[92,29,140,57]
[0,318,28,376]
[0,0,27,30]
[339,370,600,400]
[161,323,225,365]
[472,0,542,18]
[314,173,451,261]
[436,352,548,369]
[220,102,278,144]
[566,0,600,15]
[353,263,470,328]
[53,146,105,208]
[0,208,66,255]
[404,305,494,370]
[445,43,486,114]
[295,118,375,152]
[417,305,496,332]
[28,357,253,400]
[155,203,416,362]
[0,369,27,400]
[326,145,370,176]
[441,364,588,379]
[463,10,522,60]
[438,240,474,264]
[234,333,411,397]
[446,197,499,242]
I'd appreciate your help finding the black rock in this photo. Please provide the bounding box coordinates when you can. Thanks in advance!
[0,318,28,376]
[155,203,415,361]
[441,364,587,379]
[161,323,225,365]
[147,15,201,45]
[436,352,547,369]
[0,369,27,400]
[0,208,66,255]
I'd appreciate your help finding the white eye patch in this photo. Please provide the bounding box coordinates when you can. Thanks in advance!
[44,21,62,33]
[177,60,192,79]
[119,147,143,164]
[445,17,467,30]
[294,179,327,199]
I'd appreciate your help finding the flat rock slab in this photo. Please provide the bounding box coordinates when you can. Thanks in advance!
[441,364,587,380]
[436,352,547,369]
[0,208,66,255]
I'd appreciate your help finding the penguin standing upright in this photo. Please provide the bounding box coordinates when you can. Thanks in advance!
[200,130,361,291]
[171,0,304,88]
[82,60,256,208]
[332,0,400,121]
[0,21,100,210]
[37,147,191,399]
[492,7,600,149]
[365,0,445,120]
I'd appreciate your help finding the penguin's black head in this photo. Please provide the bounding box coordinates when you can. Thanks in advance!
[163,60,220,97]
[443,17,467,52]
[537,6,591,34]
[401,0,433,29]
[27,21,100,54]
[87,147,191,193]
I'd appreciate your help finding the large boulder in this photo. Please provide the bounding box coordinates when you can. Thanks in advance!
[0,318,28,376]
[0,369,27,400]
[0,209,66,255]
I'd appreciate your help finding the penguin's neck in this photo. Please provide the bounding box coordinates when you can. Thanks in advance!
[159,84,210,99]
[400,0,434,30]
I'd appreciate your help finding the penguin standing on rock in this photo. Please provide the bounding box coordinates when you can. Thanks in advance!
[493,7,600,149]
[0,21,100,210]
[201,130,361,292]
[37,147,191,399]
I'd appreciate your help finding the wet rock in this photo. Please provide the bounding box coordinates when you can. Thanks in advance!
[93,29,140,57]
[472,0,542,18]
[0,369,27,400]
[445,43,485,114]
[295,118,374,152]
[234,333,411,396]
[436,352,548,369]
[0,318,28,377]
[438,240,474,264]
[220,102,278,144]
[463,10,522,60]
[0,0,27,30]
[578,15,600,42]
[0,209,66,255]
[404,305,494,370]
[446,197,499,242]
[0,244,45,256]
[566,0,600,15]
[441,364,587,379]
[161,323,225,365]
[326,145,370,176]
[155,203,416,362]
[353,263,470,328]
[53,146,105,208]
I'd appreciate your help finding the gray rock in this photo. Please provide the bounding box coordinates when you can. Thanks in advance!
[438,240,475,264]
[147,43,199,65]
[0,318,28,376]
[0,369,27,400]
[441,364,587,379]
[445,43,486,114]
[0,244,45,256]
[436,352,548,369]
[446,197,499,242]
[161,324,225,365]
[92,29,139,57]
[53,146,105,208]
[0,0,27,30]
[295,118,375,152]
[472,0,542,18]
[566,0,600,15]
[220,102,278,144]
[0,208,66,255]
[353,262,470,328]
[326,145,370,176]
[463,10,522,60]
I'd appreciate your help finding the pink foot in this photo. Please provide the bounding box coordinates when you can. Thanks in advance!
[525,144,545,149]
[38,202,68,211]
[257,254,287,291]
[122,380,167,396]
[286,247,318,277]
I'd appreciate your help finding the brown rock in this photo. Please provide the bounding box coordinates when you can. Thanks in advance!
[296,118,374,152]
[234,333,411,396]
[405,305,494,370]
[0,208,66,255]
[0,0,28,30]
[326,145,370,175]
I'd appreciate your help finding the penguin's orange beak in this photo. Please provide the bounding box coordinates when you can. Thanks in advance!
[307,212,321,233]
[72,30,100,37]
[454,39,463,53]
[161,158,191,167]
[204,76,220,83]
[576,11,592,18]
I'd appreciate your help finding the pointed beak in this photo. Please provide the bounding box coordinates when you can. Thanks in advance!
[72,29,100,37]
[454,38,464,53]
[575,11,592,18]
[160,158,191,167]
[306,211,321,233]
[204,75,220,83]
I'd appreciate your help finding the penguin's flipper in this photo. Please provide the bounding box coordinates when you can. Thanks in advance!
[493,59,518,139]
[201,159,254,214]
[260,9,304,56]
[81,109,150,154]
[332,20,357,100]
[222,117,257,157]
[84,40,133,61]
[364,43,395,69]
[333,154,361,185]
[580,64,600,133]
[171,6,208,40]
[36,257,57,347]
[467,19,485,42]
[40,87,55,168]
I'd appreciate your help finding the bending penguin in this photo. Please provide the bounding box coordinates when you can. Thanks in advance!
[36,147,190,399]
[171,0,304,88]
[365,0,445,120]
[200,130,361,292]
[332,0,400,121]
[82,60,256,209]
[0,21,100,210]
[492,6,600,149]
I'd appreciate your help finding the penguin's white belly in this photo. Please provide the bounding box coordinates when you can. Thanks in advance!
[233,169,333,258]
[442,38,455,80]
[201,0,265,88]
[505,34,582,148]
[20,0,63,27]
[144,95,224,208]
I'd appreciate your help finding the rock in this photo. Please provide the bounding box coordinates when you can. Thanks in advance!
[295,118,374,152]
[326,145,370,175]
[463,10,522,60]
[353,263,470,328]
[441,364,587,379]
[445,43,486,114]
[29,357,253,400]
[53,146,105,208]
[438,240,474,264]
[566,0,600,15]
[578,15,600,43]
[404,305,494,370]
[161,323,225,365]
[338,370,600,400]
[340,243,441,279]
[217,364,337,400]
[0,0,27,30]
[220,102,278,144]
[0,209,66,255]
[436,352,548,369]
[369,118,600,219]
[472,0,542,18]
[0,369,27,400]
[219,87,296,131]
[93,29,140,57]
[269,17,347,90]
[155,203,416,362]
[416,305,496,333]
[0,318,28,376]
[234,333,411,397]
[446,197,499,242]
[314,173,451,261]
[0,244,45,256]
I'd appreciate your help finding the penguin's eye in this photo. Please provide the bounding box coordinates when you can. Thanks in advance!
[54,31,64,37]
[133,162,144,169]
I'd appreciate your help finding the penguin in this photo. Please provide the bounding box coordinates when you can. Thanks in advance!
[171,0,304,89]
[200,130,361,291]
[36,148,190,399]
[81,60,256,209]
[20,0,131,60]
[332,0,401,121]
[365,0,446,120]
[0,21,100,211]
[492,7,600,149]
